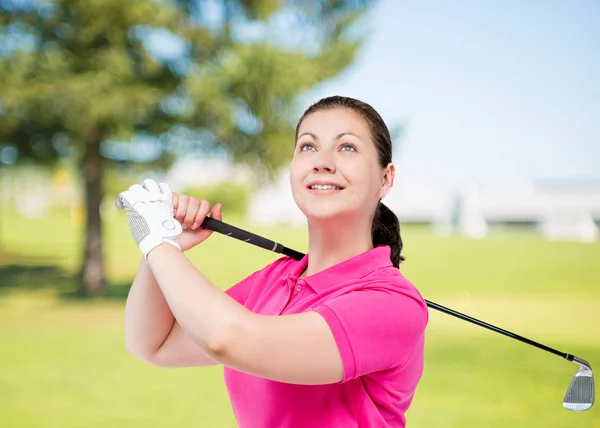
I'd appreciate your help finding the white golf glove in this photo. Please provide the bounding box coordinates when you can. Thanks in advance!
[115,179,182,258]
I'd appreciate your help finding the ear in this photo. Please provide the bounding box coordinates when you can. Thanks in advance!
[376,163,395,199]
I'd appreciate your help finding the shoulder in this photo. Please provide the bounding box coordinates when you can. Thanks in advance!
[352,269,430,333]
[361,268,427,308]
[317,267,428,332]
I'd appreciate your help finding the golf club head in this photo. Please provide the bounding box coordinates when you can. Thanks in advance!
[563,357,594,411]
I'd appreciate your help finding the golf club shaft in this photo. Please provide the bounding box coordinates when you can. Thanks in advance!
[201,217,573,362]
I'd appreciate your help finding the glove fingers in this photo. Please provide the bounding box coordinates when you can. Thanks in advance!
[159,182,172,196]
[115,195,125,209]
[159,182,174,214]
[115,190,136,209]
[143,179,161,194]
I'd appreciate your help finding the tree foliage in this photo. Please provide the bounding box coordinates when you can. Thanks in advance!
[0,0,376,295]
[1,0,374,171]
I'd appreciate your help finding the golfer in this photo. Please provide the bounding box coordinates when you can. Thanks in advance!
[118,96,429,427]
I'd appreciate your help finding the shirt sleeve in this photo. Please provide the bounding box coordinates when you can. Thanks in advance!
[224,271,259,306]
[312,283,428,382]
[224,256,292,306]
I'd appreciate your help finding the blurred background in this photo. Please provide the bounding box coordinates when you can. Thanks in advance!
[1,0,598,427]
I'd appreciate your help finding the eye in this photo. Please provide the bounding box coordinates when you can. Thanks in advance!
[340,143,357,152]
[299,142,316,151]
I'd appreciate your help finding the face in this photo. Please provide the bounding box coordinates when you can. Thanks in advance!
[290,107,395,222]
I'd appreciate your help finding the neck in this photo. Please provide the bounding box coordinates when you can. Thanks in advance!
[303,215,374,278]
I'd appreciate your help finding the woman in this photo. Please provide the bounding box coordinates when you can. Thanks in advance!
[119,96,429,427]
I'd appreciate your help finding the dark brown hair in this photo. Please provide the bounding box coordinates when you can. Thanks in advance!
[295,96,405,267]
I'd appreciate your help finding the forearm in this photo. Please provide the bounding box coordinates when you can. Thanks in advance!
[146,243,252,358]
[124,259,176,360]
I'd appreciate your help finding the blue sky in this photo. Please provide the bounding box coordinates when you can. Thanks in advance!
[306,0,600,191]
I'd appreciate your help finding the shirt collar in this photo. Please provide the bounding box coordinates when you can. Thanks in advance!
[282,246,393,293]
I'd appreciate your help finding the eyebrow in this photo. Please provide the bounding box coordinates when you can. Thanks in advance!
[296,132,363,142]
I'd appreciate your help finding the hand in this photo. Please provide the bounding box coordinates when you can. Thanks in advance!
[115,179,182,257]
[172,193,222,252]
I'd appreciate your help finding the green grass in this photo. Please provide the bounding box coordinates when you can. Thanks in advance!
[1,208,599,427]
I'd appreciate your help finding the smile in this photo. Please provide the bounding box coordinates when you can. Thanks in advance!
[309,184,343,190]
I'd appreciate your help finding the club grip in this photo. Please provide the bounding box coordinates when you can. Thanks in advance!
[201,217,305,260]
[200,216,281,251]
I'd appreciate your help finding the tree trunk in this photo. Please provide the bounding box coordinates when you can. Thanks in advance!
[78,127,106,297]
[0,160,3,263]
[0,163,4,257]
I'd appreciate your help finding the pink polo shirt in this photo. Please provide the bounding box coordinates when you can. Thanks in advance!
[224,245,428,428]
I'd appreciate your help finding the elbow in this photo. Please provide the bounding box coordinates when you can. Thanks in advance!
[203,314,249,362]
[126,347,164,367]
[124,335,143,359]
[124,341,147,361]
[124,339,161,367]
[205,340,228,361]
[204,329,232,361]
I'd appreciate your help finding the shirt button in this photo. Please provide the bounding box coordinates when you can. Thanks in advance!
[295,285,302,292]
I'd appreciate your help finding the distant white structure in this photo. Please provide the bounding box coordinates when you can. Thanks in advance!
[539,210,598,243]
[393,180,600,243]
[456,183,488,239]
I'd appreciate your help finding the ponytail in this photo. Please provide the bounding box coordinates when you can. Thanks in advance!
[372,201,404,268]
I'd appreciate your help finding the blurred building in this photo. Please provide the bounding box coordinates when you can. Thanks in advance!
[426,179,600,243]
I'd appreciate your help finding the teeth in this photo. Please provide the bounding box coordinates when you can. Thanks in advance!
[310,184,342,190]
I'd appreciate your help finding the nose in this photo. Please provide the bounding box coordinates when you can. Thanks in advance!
[312,152,336,173]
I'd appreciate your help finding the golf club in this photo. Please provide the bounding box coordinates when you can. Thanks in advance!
[200,216,595,411]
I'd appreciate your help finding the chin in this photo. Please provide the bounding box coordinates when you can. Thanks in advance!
[303,210,343,222]
[298,201,353,222]
[292,187,360,221]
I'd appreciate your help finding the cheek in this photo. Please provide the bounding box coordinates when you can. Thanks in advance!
[345,165,383,198]
[289,159,306,192]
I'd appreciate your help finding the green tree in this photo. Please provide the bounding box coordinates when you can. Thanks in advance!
[0,0,376,297]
